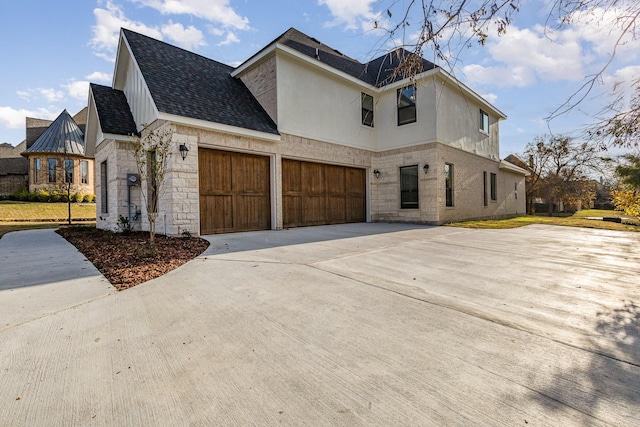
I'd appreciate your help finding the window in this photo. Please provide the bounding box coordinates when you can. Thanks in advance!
[490,173,497,201]
[397,85,416,126]
[361,93,374,127]
[480,109,489,133]
[514,182,518,200]
[64,159,74,184]
[34,158,41,184]
[483,171,488,206]
[400,165,418,209]
[48,158,56,183]
[81,161,88,184]
[100,161,108,214]
[148,150,158,213]
[445,163,454,207]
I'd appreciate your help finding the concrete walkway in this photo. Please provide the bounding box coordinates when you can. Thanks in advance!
[0,229,114,330]
[1,224,639,426]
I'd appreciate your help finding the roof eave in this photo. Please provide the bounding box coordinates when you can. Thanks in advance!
[158,112,281,142]
[500,159,530,176]
[435,68,507,120]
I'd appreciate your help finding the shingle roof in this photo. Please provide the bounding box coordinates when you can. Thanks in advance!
[122,29,279,135]
[0,157,28,175]
[24,110,85,156]
[90,83,138,136]
[270,28,436,87]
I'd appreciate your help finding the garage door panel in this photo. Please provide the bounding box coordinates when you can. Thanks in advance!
[303,162,325,194]
[199,148,270,234]
[283,159,365,228]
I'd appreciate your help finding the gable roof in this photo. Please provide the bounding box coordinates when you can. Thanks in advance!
[241,27,436,88]
[122,29,278,135]
[90,83,138,136]
[23,110,85,156]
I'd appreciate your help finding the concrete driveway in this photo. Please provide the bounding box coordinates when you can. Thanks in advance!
[1,223,638,426]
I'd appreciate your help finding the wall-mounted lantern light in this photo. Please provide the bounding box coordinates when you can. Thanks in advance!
[423,164,429,174]
[179,143,189,161]
[373,169,380,179]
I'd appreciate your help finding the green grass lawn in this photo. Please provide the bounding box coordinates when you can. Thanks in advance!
[446,209,639,232]
[0,201,96,221]
[0,202,97,238]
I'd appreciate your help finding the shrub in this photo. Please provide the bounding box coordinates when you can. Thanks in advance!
[71,193,82,203]
[10,188,29,201]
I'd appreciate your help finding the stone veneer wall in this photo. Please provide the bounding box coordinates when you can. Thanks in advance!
[101,121,525,235]
[238,56,278,124]
[26,154,95,195]
[372,142,526,224]
[0,175,28,195]
[95,138,141,232]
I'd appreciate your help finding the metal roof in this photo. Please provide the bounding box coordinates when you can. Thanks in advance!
[24,110,85,155]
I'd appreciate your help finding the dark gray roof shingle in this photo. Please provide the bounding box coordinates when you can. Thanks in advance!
[122,29,279,135]
[24,110,85,156]
[0,157,28,176]
[271,28,436,87]
[90,84,138,136]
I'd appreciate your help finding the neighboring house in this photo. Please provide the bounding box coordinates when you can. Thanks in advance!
[85,27,528,236]
[21,109,94,196]
[0,142,28,195]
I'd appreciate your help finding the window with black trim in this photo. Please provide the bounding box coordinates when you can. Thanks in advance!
[361,93,374,127]
[100,161,108,214]
[490,173,497,201]
[400,165,418,209]
[48,158,56,183]
[445,163,454,207]
[514,182,518,199]
[483,171,488,206]
[480,109,489,133]
[34,158,40,184]
[81,160,89,184]
[397,85,416,126]
[64,159,74,184]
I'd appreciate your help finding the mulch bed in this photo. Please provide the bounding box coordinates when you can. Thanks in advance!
[56,227,210,291]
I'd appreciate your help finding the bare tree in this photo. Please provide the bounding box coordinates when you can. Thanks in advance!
[523,135,602,214]
[131,124,173,245]
[381,0,639,146]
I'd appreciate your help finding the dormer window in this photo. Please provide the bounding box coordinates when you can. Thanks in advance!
[397,85,416,126]
[361,93,374,127]
[480,109,489,134]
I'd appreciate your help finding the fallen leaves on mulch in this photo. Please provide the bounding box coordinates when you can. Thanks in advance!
[56,227,209,291]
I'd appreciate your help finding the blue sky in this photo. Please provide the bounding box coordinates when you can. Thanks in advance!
[1,0,638,156]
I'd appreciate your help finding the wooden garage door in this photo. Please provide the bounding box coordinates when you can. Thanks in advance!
[283,159,365,228]
[199,149,270,234]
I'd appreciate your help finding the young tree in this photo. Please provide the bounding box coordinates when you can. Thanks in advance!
[523,135,602,214]
[611,154,640,215]
[131,124,173,245]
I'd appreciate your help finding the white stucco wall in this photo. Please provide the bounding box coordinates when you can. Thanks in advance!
[274,53,500,160]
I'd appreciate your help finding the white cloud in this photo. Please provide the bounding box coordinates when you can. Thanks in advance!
[38,88,65,102]
[16,91,32,101]
[131,0,249,30]
[90,0,162,61]
[86,71,112,82]
[161,21,205,50]
[461,7,640,89]
[217,31,239,46]
[64,81,90,102]
[480,92,498,105]
[0,107,59,129]
[318,0,377,31]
